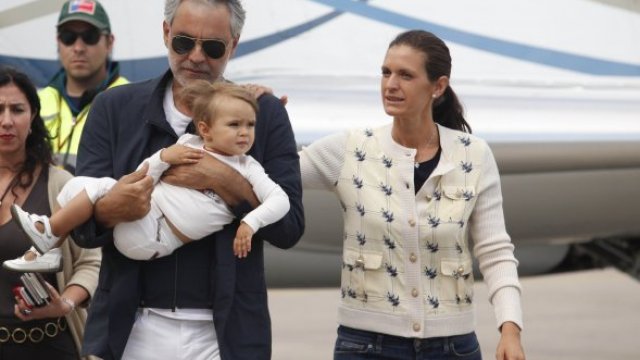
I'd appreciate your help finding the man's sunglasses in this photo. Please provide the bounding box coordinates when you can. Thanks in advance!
[58,28,105,46]
[171,35,227,59]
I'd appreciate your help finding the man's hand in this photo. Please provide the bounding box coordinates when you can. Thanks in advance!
[163,154,259,208]
[162,155,218,191]
[160,144,204,165]
[94,163,154,228]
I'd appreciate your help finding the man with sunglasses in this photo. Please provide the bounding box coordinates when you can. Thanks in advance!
[39,0,127,173]
[71,1,304,359]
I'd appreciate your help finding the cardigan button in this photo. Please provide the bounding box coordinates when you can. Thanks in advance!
[413,323,421,332]
[409,253,417,263]
[411,288,419,297]
[408,219,416,227]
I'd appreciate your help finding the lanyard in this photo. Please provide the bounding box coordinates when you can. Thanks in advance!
[54,100,89,154]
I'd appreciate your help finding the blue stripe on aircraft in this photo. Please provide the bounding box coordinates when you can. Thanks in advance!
[236,10,342,57]
[308,0,640,77]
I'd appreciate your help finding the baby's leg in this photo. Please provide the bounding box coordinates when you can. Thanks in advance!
[48,176,118,239]
[5,176,118,273]
[113,202,186,260]
[57,176,117,206]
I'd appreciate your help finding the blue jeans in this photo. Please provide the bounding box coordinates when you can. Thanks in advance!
[334,326,482,360]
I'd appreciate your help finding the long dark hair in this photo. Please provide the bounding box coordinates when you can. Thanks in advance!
[389,30,471,133]
[0,65,53,191]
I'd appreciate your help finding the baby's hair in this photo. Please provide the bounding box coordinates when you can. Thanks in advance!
[179,80,259,130]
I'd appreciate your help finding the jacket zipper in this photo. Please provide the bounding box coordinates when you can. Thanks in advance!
[172,252,178,312]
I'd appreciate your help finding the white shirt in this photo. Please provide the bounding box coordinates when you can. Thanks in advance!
[162,80,192,137]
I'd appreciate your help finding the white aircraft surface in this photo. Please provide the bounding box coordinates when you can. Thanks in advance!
[2,0,640,286]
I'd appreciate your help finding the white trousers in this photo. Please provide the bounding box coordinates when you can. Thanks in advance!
[122,309,220,360]
[57,176,182,260]
[56,175,116,205]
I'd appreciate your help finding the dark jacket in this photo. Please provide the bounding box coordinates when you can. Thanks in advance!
[73,71,304,360]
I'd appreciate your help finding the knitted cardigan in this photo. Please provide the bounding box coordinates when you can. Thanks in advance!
[48,166,101,359]
[300,124,522,338]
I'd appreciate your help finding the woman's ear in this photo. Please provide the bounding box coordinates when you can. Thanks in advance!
[434,76,450,98]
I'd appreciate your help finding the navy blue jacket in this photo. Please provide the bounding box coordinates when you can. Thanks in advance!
[73,71,304,360]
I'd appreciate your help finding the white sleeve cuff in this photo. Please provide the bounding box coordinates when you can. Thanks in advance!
[491,285,523,331]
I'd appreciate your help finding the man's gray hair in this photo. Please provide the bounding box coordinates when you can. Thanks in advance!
[164,0,246,39]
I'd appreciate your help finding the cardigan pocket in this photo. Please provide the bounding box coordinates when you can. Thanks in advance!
[343,248,383,270]
[440,259,474,308]
[342,248,384,303]
[438,186,475,223]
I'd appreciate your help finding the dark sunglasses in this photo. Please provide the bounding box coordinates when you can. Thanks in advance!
[58,28,105,46]
[171,35,226,59]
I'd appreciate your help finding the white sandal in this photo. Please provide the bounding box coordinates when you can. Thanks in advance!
[2,246,62,273]
[11,204,60,254]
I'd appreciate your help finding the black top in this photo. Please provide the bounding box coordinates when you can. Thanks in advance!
[414,147,442,193]
[0,168,56,325]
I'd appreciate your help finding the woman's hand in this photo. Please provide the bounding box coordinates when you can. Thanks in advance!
[14,283,73,321]
[241,83,288,105]
[496,321,525,360]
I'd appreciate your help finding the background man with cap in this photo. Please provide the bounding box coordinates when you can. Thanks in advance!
[40,0,127,173]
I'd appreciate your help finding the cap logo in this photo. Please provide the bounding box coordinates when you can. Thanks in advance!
[69,0,96,15]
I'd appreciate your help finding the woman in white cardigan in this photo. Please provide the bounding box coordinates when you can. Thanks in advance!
[300,30,525,360]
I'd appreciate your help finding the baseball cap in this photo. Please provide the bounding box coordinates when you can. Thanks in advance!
[57,0,111,33]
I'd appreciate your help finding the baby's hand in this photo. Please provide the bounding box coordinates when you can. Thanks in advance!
[160,144,204,165]
[233,222,254,258]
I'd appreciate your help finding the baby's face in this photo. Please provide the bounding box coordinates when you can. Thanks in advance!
[200,97,256,156]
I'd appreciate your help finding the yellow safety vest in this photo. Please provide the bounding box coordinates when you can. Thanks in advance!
[39,76,128,172]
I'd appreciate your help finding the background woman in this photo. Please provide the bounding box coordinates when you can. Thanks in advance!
[300,30,525,360]
[0,65,100,360]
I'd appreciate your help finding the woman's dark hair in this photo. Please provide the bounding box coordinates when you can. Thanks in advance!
[0,66,53,192]
[389,30,471,133]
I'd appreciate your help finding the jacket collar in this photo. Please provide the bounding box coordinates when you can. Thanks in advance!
[142,70,175,133]
[48,60,123,116]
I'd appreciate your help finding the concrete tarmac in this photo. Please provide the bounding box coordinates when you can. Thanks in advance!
[268,268,640,359]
